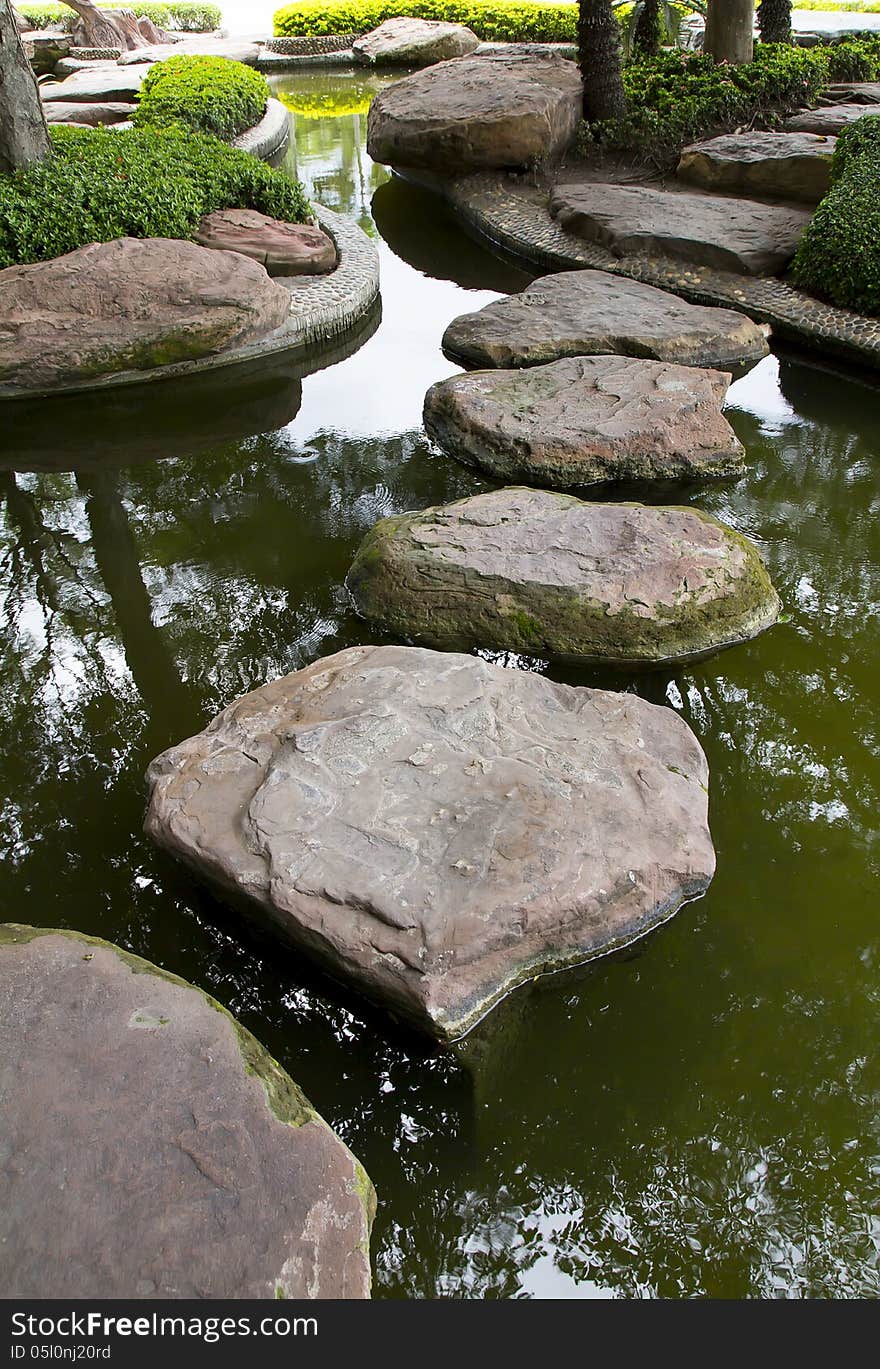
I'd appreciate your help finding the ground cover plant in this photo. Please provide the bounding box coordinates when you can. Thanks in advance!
[133,54,270,139]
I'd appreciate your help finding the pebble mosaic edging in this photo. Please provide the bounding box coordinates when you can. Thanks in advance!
[438,171,880,375]
[232,97,291,159]
[0,206,380,402]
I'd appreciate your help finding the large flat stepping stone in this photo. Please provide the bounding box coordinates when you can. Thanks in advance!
[43,100,135,125]
[677,131,835,204]
[422,355,746,486]
[0,238,292,395]
[118,39,262,65]
[366,53,582,173]
[40,65,146,102]
[549,182,811,276]
[145,645,716,1041]
[823,82,880,105]
[354,17,480,66]
[785,104,872,134]
[348,489,779,666]
[0,925,374,1298]
[442,270,769,372]
[195,209,338,276]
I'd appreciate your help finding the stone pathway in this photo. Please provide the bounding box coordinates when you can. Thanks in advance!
[785,103,875,134]
[677,131,836,206]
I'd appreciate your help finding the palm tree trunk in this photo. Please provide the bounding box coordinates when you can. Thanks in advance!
[634,0,663,57]
[757,0,792,44]
[0,0,50,175]
[704,0,754,64]
[579,0,627,122]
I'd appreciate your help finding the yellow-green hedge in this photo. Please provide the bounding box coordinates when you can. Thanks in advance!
[274,1,578,42]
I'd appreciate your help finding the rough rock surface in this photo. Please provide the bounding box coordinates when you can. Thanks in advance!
[39,64,146,102]
[195,209,338,276]
[21,30,70,74]
[422,355,746,486]
[145,644,717,1040]
[366,53,582,172]
[822,82,880,104]
[677,131,835,204]
[784,104,871,134]
[442,270,769,372]
[118,39,262,65]
[0,925,374,1299]
[43,100,135,125]
[348,489,779,664]
[354,17,480,66]
[549,182,812,276]
[0,238,292,394]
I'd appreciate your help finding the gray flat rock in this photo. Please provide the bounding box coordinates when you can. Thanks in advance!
[422,354,747,486]
[40,65,146,102]
[145,644,716,1041]
[550,182,812,276]
[367,53,582,172]
[348,488,779,665]
[678,130,835,204]
[0,925,374,1299]
[118,39,262,65]
[442,270,769,372]
[784,103,872,134]
[823,82,880,104]
[43,100,135,125]
[353,17,479,66]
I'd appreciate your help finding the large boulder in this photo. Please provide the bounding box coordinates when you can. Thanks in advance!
[442,270,769,372]
[423,355,746,486]
[550,182,812,276]
[348,489,779,665]
[43,100,135,125]
[677,131,836,205]
[784,104,872,135]
[195,209,338,276]
[39,64,146,102]
[0,925,374,1299]
[145,645,716,1041]
[0,238,292,394]
[353,17,480,67]
[366,53,582,173]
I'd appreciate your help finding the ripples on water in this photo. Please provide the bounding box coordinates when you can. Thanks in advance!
[1,73,878,1299]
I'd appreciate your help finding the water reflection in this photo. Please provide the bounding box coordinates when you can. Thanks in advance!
[0,75,878,1300]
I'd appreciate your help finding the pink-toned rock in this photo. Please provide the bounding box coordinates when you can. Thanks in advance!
[195,209,338,276]
[43,101,135,125]
[353,17,480,67]
[0,237,292,394]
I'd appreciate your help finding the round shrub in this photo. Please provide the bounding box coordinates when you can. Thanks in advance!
[133,55,270,140]
[792,115,880,316]
[0,126,311,270]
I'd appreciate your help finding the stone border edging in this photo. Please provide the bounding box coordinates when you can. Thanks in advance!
[436,171,880,375]
[232,97,291,158]
[0,205,380,402]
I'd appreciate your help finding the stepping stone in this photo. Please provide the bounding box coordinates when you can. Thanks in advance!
[442,270,769,372]
[145,644,716,1041]
[21,30,70,74]
[0,238,292,395]
[677,130,835,204]
[54,57,119,77]
[195,209,338,276]
[43,100,135,125]
[347,488,779,665]
[823,82,880,104]
[549,182,812,276]
[0,925,374,1299]
[117,39,262,66]
[353,17,480,67]
[422,355,746,486]
[40,65,146,102]
[367,53,582,173]
[784,104,872,135]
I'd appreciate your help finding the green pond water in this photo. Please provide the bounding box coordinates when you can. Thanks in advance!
[2,72,879,1298]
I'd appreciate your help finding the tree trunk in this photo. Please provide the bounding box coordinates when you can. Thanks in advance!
[757,0,791,44]
[705,0,754,64]
[579,0,627,122]
[634,0,663,57]
[59,2,150,51]
[0,0,50,176]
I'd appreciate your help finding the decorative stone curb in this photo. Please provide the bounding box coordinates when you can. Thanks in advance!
[265,34,359,54]
[438,171,880,375]
[69,46,122,59]
[256,49,357,71]
[0,206,380,402]
[232,97,291,159]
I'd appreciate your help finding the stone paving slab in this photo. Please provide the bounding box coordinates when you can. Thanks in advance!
[677,131,835,205]
[785,103,873,134]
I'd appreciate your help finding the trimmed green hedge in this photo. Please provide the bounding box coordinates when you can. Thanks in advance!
[274,0,578,42]
[0,126,310,269]
[17,3,222,33]
[792,114,880,315]
[588,37,880,160]
[133,55,269,139]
